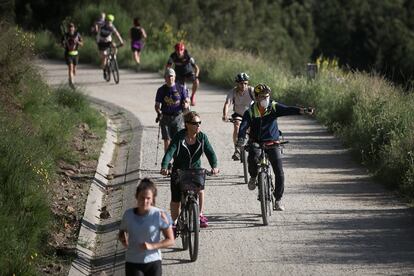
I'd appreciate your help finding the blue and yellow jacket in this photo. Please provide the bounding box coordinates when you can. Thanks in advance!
[238,100,301,142]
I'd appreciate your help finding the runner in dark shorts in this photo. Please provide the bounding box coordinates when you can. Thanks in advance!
[61,22,83,88]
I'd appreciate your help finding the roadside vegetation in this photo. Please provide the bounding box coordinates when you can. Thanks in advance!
[0,24,105,274]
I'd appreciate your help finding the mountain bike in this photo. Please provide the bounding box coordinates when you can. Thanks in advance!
[175,168,207,262]
[226,117,249,184]
[252,139,288,226]
[104,45,120,84]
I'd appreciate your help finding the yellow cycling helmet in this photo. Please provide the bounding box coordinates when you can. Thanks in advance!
[106,14,115,22]
[254,83,271,96]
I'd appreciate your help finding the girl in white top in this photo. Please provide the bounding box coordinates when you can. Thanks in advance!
[119,178,174,276]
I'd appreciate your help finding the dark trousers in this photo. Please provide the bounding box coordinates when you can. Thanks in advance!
[125,260,162,276]
[248,145,284,201]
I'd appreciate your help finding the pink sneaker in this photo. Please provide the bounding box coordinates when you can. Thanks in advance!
[199,214,208,228]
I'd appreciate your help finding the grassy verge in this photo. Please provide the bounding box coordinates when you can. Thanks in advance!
[33,25,414,204]
[0,25,105,274]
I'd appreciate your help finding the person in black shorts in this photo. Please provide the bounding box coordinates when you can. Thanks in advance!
[96,14,124,78]
[166,42,199,106]
[61,22,83,88]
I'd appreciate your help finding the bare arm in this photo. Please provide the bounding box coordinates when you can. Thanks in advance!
[114,30,124,45]
[222,99,230,121]
[193,63,200,77]
[142,212,175,250]
[118,230,128,248]
[141,28,147,40]
[155,102,161,116]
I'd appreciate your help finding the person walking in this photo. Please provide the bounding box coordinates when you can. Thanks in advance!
[61,22,83,89]
[155,68,190,152]
[237,84,314,211]
[160,111,219,229]
[222,72,254,160]
[118,178,174,276]
[166,42,199,106]
[130,17,147,68]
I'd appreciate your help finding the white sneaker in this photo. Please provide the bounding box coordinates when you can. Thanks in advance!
[274,200,285,211]
[248,177,256,190]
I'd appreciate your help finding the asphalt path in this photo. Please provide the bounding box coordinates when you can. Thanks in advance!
[39,59,414,276]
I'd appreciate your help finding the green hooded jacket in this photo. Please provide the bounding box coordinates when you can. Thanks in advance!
[161,129,218,170]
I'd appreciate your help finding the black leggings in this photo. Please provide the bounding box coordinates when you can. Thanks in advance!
[125,260,162,276]
[248,145,284,201]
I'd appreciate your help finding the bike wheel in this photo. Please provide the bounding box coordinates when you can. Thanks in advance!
[111,58,120,84]
[258,172,269,226]
[104,64,111,82]
[241,148,248,184]
[188,201,199,262]
[180,207,189,250]
[266,174,272,217]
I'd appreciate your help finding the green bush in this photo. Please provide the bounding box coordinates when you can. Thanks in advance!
[1,25,105,273]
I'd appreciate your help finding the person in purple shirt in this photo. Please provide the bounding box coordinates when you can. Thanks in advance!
[155,68,190,152]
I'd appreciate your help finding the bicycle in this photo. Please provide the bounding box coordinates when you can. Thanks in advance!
[226,117,249,184]
[175,168,207,262]
[103,45,120,84]
[251,137,288,226]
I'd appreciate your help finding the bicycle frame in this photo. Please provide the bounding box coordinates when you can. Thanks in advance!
[104,46,120,84]
[175,168,206,262]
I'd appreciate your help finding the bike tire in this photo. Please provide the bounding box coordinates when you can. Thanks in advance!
[104,64,111,82]
[241,148,248,184]
[258,172,269,226]
[266,174,272,217]
[111,58,120,84]
[188,201,200,262]
[181,206,189,250]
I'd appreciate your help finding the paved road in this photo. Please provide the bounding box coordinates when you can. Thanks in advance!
[39,60,414,275]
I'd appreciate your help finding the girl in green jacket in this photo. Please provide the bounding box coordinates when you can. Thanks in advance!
[160,111,219,228]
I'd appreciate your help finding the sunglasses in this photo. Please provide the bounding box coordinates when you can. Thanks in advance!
[238,82,248,85]
[187,121,202,126]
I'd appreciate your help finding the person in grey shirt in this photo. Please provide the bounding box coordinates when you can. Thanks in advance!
[119,178,174,276]
[222,72,254,160]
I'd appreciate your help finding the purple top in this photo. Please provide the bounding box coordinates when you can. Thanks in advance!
[155,83,188,114]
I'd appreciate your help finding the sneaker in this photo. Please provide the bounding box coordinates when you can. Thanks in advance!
[190,95,196,106]
[232,150,240,161]
[199,214,208,228]
[274,200,285,211]
[248,177,257,190]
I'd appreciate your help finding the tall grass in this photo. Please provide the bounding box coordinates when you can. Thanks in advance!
[1,25,105,274]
